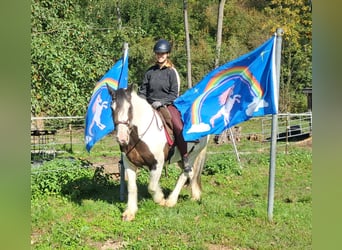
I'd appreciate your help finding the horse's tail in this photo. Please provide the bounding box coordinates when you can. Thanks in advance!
[191,137,209,199]
[194,144,207,189]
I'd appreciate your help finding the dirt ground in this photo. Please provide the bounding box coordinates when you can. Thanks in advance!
[294,137,312,148]
[87,155,122,180]
[87,136,312,181]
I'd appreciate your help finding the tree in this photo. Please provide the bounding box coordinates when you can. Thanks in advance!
[215,0,226,68]
[183,0,192,88]
[31,0,134,116]
[263,0,312,112]
[31,0,311,117]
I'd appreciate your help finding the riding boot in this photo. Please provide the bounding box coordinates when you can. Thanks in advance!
[183,155,192,173]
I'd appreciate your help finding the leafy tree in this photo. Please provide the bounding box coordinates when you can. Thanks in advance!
[31,0,125,116]
[263,0,312,112]
[31,0,312,117]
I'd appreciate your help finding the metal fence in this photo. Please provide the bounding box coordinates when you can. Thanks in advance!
[31,112,312,162]
[262,112,312,141]
[31,116,85,161]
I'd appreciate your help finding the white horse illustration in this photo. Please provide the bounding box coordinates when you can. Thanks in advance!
[210,85,241,128]
[88,94,108,136]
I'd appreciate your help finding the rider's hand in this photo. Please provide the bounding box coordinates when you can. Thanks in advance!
[151,101,163,109]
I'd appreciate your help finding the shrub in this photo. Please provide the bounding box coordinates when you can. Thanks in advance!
[31,158,94,199]
[203,153,241,176]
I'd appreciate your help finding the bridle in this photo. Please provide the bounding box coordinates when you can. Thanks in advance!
[115,119,130,126]
[114,105,159,155]
[138,110,159,138]
[115,109,158,138]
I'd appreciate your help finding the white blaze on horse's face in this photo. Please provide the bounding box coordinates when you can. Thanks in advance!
[116,99,131,145]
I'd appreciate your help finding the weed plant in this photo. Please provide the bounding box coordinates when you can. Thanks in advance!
[31,142,312,249]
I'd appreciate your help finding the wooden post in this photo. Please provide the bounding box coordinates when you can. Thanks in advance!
[69,124,73,153]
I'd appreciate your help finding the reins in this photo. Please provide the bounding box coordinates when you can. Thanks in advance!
[138,109,159,138]
[123,108,159,156]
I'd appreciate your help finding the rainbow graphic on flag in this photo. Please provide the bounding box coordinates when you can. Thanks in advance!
[174,35,277,141]
[191,66,263,125]
[93,78,119,95]
[85,47,129,151]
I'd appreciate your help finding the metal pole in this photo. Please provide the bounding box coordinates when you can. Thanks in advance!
[119,155,126,202]
[267,28,283,222]
[285,114,289,154]
[119,42,128,201]
[123,42,128,53]
[228,127,241,168]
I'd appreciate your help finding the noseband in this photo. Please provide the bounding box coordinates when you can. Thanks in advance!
[115,120,130,127]
[112,88,160,155]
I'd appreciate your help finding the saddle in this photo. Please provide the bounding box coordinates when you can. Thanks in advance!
[157,106,174,146]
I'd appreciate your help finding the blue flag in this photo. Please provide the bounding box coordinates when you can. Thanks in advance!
[174,35,278,141]
[85,48,128,151]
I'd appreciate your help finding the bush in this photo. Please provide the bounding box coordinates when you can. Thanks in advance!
[31,158,94,199]
[203,153,241,176]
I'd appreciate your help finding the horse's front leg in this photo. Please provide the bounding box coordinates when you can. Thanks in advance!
[148,163,166,206]
[122,165,138,221]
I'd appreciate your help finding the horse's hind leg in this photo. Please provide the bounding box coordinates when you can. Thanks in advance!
[148,163,166,205]
[165,145,207,207]
[164,171,190,207]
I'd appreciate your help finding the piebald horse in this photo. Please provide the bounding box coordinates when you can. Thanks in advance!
[107,85,208,221]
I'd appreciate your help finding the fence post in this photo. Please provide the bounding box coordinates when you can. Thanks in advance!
[267,28,284,222]
[69,124,73,153]
[285,113,289,154]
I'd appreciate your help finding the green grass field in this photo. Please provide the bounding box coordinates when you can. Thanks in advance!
[31,134,312,249]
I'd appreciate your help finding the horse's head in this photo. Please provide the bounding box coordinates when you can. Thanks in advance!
[107,84,133,146]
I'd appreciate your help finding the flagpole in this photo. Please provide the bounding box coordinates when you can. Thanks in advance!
[267,28,284,222]
[120,42,128,202]
[119,42,129,85]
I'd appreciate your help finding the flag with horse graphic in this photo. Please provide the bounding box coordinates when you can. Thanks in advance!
[174,35,278,141]
[85,47,128,151]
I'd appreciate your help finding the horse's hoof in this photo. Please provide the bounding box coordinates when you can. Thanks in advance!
[191,192,201,201]
[158,199,166,206]
[165,199,177,207]
[191,196,201,202]
[121,212,135,221]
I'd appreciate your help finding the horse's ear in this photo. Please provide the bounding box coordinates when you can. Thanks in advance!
[106,83,116,98]
[127,84,134,93]
[127,84,139,93]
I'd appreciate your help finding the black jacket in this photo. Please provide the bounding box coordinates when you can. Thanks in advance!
[138,64,180,105]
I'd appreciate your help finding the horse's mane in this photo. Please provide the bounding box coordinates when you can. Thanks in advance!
[130,90,152,109]
[114,87,152,112]
[129,89,155,122]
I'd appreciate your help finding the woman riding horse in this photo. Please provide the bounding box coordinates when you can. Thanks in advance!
[107,85,208,221]
[137,39,192,172]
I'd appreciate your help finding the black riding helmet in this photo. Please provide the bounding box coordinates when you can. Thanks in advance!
[153,39,171,53]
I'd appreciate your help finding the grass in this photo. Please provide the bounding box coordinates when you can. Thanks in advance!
[31,136,312,249]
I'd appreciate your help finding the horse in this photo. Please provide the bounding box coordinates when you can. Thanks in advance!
[107,84,209,221]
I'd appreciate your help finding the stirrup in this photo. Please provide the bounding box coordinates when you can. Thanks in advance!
[184,166,192,173]
[183,156,192,173]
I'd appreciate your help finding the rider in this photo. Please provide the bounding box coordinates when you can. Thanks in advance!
[137,39,191,172]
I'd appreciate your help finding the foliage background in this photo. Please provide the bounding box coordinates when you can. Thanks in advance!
[31,0,312,116]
